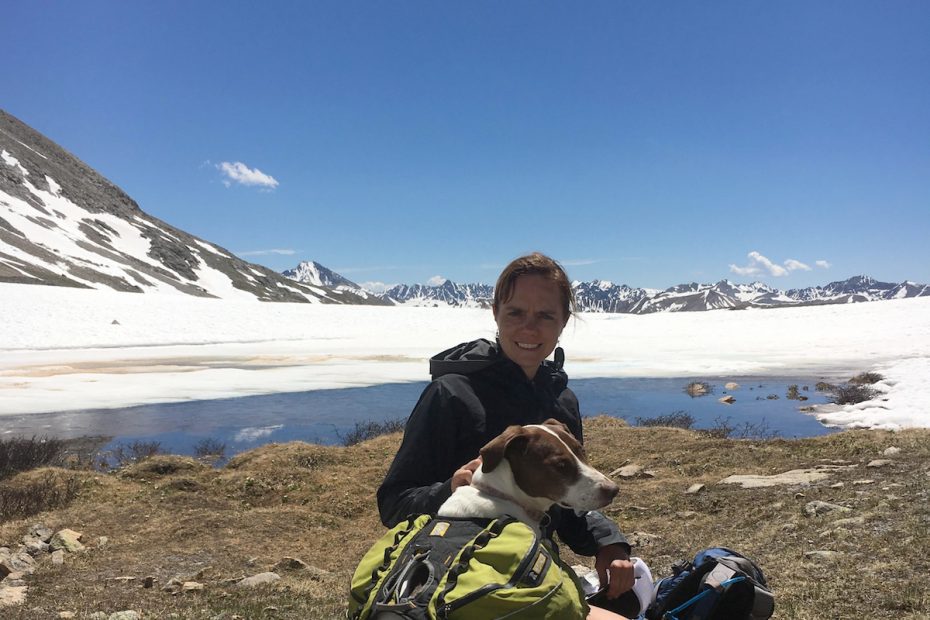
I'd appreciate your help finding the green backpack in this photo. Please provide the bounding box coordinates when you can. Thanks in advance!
[349,514,589,620]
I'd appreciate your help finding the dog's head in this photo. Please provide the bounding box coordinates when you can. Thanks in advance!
[479,418,619,511]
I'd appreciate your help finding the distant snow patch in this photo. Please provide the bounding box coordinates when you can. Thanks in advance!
[45,176,61,195]
[1,150,28,175]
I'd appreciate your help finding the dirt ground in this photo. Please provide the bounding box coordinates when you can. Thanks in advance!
[1,417,928,619]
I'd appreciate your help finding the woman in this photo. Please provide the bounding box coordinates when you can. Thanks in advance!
[377,253,635,619]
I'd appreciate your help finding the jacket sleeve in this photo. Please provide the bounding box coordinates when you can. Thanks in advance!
[553,509,630,557]
[377,380,462,527]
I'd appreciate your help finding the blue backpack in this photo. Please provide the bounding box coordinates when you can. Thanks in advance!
[645,547,774,620]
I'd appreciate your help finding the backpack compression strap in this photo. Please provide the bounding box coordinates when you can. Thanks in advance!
[351,516,424,620]
[663,576,747,620]
[433,516,516,619]
[662,558,775,620]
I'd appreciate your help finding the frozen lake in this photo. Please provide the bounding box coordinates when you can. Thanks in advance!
[0,375,837,459]
[3,285,929,438]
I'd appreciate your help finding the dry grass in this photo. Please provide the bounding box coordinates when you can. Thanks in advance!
[1,419,928,619]
[0,468,81,523]
[0,436,67,479]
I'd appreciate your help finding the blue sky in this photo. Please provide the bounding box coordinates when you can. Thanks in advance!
[3,1,928,290]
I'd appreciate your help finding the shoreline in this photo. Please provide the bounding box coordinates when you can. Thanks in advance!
[1,358,861,417]
[0,370,879,453]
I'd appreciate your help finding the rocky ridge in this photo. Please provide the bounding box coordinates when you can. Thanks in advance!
[282,261,930,313]
[0,110,380,305]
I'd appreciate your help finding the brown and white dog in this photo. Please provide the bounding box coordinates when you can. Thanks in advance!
[437,418,619,532]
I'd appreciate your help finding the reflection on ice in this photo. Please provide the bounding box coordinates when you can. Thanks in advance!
[234,424,284,443]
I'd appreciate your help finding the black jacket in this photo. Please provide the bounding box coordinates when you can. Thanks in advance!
[377,338,629,556]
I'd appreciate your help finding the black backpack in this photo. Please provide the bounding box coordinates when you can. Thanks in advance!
[645,547,774,620]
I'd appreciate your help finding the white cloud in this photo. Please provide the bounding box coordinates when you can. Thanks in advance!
[816,260,832,269]
[335,265,401,274]
[561,258,601,266]
[784,259,812,272]
[237,249,297,257]
[729,263,760,276]
[427,275,448,287]
[216,161,279,189]
[729,251,788,277]
[751,252,788,276]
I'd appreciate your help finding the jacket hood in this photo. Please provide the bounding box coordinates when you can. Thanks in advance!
[429,338,501,379]
[429,338,566,383]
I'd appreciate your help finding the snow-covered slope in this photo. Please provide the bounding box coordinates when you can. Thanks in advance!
[0,110,377,304]
[382,280,494,308]
[281,260,380,301]
[786,276,930,304]
[571,280,652,313]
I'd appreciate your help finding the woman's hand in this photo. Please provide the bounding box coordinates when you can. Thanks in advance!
[595,544,634,599]
[450,457,482,491]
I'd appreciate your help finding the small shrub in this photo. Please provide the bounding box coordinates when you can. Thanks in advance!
[339,418,406,447]
[634,411,695,429]
[732,418,781,440]
[850,372,884,385]
[698,417,780,440]
[106,440,164,468]
[0,471,80,524]
[829,383,879,405]
[0,436,66,480]
[194,438,227,461]
[786,385,801,400]
[700,416,734,439]
[815,381,835,392]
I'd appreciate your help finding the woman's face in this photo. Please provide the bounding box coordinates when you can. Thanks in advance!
[493,274,568,380]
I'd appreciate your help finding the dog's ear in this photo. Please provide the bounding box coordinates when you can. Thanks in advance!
[479,425,528,473]
[542,418,569,433]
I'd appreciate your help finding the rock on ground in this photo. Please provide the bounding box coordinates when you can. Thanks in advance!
[720,468,836,488]
[237,572,281,588]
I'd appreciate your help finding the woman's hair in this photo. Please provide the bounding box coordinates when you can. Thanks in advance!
[493,252,576,321]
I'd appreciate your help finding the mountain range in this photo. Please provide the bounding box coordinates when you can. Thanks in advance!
[2,109,928,314]
[283,260,930,314]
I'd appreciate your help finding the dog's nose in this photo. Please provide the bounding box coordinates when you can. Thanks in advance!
[600,481,619,503]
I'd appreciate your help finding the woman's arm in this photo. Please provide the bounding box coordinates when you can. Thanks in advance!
[554,509,631,556]
[376,380,463,526]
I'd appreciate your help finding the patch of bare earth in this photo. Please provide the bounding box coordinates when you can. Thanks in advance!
[1,419,929,619]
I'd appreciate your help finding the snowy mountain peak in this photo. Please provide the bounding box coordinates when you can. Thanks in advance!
[358,273,930,314]
[380,280,494,308]
[282,260,360,290]
[0,110,382,305]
